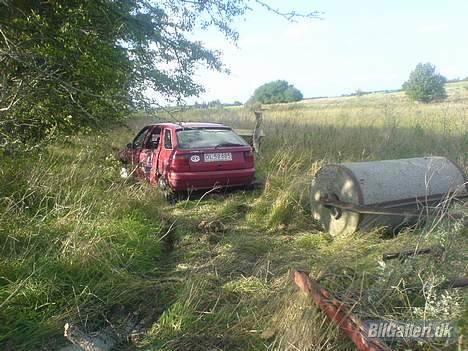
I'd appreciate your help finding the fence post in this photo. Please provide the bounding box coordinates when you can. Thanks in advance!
[253,111,264,154]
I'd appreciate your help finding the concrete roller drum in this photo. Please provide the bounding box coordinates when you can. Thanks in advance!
[310,157,467,236]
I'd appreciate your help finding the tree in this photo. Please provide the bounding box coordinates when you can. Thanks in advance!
[402,63,447,103]
[0,1,319,149]
[0,1,228,148]
[250,80,303,104]
[207,99,222,108]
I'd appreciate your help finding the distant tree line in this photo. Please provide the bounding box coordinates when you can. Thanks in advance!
[446,77,468,83]
[192,100,243,109]
[338,63,457,103]
[340,88,402,98]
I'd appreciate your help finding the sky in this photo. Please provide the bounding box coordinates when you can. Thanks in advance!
[188,0,468,103]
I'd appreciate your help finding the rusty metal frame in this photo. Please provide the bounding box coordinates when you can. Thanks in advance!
[319,192,468,219]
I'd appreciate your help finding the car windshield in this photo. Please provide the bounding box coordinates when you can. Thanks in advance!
[176,128,248,149]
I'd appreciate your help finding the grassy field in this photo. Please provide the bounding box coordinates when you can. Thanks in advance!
[0,82,467,350]
[178,81,467,167]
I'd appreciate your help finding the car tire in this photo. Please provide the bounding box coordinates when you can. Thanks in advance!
[158,176,181,203]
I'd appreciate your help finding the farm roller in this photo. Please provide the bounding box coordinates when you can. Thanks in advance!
[310,156,467,236]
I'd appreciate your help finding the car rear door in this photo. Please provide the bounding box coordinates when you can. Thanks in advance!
[157,127,175,176]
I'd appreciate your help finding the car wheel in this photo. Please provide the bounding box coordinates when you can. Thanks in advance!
[158,176,168,190]
[158,176,180,203]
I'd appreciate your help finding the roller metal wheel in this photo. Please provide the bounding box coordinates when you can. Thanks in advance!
[310,165,361,237]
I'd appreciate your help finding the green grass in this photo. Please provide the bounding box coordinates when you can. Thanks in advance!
[0,129,174,349]
[1,82,467,350]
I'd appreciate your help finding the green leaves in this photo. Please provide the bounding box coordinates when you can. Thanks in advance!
[249,80,303,104]
[403,63,447,103]
[1,1,317,149]
[0,0,247,149]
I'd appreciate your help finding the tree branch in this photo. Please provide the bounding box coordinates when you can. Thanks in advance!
[254,0,322,21]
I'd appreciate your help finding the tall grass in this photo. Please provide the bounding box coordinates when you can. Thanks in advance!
[143,82,467,350]
[175,82,467,168]
[0,128,173,349]
[1,82,466,350]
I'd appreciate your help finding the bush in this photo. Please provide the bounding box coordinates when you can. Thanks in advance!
[250,80,303,104]
[403,63,447,103]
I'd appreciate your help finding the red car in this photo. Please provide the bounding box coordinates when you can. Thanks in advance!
[118,122,256,194]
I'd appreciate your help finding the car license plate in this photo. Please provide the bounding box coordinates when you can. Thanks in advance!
[204,153,232,162]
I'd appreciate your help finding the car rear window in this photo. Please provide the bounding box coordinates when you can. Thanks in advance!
[176,128,248,149]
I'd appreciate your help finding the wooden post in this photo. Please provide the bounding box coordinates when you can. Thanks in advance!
[252,111,264,154]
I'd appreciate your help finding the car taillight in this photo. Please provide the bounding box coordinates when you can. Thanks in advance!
[244,149,254,166]
[171,153,190,172]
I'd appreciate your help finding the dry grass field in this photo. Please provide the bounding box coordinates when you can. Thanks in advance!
[0,82,467,350]
[179,81,467,168]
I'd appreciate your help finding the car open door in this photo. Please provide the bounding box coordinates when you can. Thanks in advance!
[138,125,162,183]
[126,126,150,178]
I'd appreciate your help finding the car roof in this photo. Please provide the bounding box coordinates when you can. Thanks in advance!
[148,122,230,130]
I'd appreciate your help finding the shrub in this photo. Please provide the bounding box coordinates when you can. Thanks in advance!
[403,63,447,103]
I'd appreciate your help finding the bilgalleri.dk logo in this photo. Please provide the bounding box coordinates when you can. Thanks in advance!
[363,320,458,340]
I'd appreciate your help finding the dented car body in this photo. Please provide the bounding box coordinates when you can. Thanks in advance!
[118,122,256,192]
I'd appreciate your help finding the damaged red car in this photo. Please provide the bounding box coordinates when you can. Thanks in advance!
[118,122,256,194]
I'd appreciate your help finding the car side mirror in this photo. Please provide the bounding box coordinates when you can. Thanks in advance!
[126,143,133,149]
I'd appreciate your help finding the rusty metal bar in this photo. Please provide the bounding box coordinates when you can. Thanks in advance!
[400,277,468,292]
[366,192,468,208]
[291,270,391,351]
[439,277,468,289]
[383,246,444,261]
[320,197,467,219]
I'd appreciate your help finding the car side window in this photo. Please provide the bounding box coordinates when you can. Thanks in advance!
[146,127,161,148]
[164,129,172,149]
[133,127,149,148]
